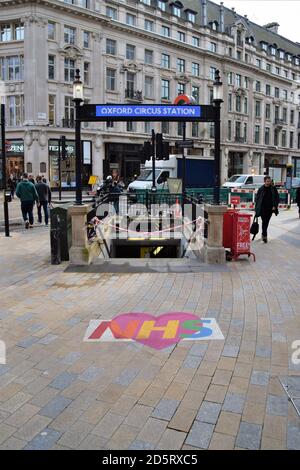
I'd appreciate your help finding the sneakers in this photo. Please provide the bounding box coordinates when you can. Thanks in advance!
[262,236,268,243]
[25,220,29,229]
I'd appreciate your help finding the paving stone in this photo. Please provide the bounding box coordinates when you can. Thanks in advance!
[266,394,288,417]
[185,421,214,449]
[114,368,140,386]
[152,398,180,421]
[137,418,168,445]
[129,440,155,450]
[222,392,245,414]
[125,405,153,429]
[287,423,300,450]
[0,436,26,450]
[189,343,208,357]
[78,434,108,450]
[14,415,52,442]
[205,385,227,404]
[38,334,58,345]
[24,428,62,450]
[62,352,82,365]
[157,429,186,450]
[209,432,235,450]
[4,404,39,427]
[250,370,270,387]
[196,401,221,425]
[16,337,39,349]
[182,356,202,369]
[49,372,78,390]
[255,346,271,358]
[168,406,197,433]
[39,395,72,419]
[0,423,17,445]
[0,392,32,414]
[78,366,104,382]
[236,422,262,450]
[222,345,239,358]
[0,365,10,376]
[92,412,124,439]
[215,411,241,436]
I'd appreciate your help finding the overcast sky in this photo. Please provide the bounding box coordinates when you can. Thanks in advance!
[220,0,300,43]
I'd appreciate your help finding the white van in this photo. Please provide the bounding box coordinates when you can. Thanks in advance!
[222,174,264,189]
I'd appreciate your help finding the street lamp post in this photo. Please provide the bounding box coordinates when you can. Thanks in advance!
[73,69,84,205]
[213,69,224,205]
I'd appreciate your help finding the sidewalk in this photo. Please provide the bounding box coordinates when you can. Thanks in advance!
[0,208,300,450]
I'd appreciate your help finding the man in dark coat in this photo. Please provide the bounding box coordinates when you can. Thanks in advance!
[296,186,300,218]
[255,176,279,243]
[35,175,51,225]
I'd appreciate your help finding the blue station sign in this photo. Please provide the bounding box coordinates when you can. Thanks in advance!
[79,104,216,122]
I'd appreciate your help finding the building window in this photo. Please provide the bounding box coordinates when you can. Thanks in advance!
[178,122,184,136]
[107,120,114,129]
[236,51,242,61]
[192,86,199,103]
[7,95,24,126]
[83,31,90,48]
[227,72,233,85]
[48,22,56,40]
[106,7,117,20]
[235,121,241,139]
[283,89,288,100]
[161,79,170,100]
[145,76,154,98]
[158,1,166,11]
[162,121,169,134]
[236,96,241,113]
[255,81,261,92]
[228,120,232,140]
[48,95,56,125]
[1,23,24,42]
[244,97,248,114]
[290,110,295,125]
[84,62,90,85]
[126,14,136,26]
[106,68,116,91]
[266,63,271,72]
[192,122,199,137]
[173,6,181,17]
[144,121,151,134]
[237,30,243,47]
[209,89,213,104]
[126,72,135,97]
[64,26,75,45]
[48,55,55,80]
[145,20,154,32]
[210,42,217,53]
[275,87,279,98]
[161,26,170,37]
[177,83,185,95]
[266,84,271,96]
[177,31,185,42]
[244,77,249,89]
[177,58,185,73]
[256,58,261,68]
[282,131,286,147]
[228,93,232,112]
[0,56,24,81]
[274,129,279,146]
[245,53,249,62]
[192,63,200,77]
[279,50,285,59]
[210,123,215,139]
[161,53,170,68]
[210,67,216,81]
[265,127,270,145]
[276,66,280,75]
[283,108,287,123]
[244,123,247,141]
[145,49,153,65]
[64,58,75,82]
[290,131,294,148]
[266,103,271,120]
[126,44,135,60]
[127,121,136,132]
[106,39,116,55]
[228,47,233,57]
[255,101,261,118]
[192,36,200,47]
[270,46,276,56]
[236,74,241,87]
[187,11,196,23]
[254,125,260,144]
[275,106,279,121]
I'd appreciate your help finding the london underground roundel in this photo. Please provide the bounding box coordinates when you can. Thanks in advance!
[173,94,196,105]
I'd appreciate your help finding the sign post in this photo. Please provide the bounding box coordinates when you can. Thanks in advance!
[1,104,9,237]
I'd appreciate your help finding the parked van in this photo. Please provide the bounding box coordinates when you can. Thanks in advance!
[222,174,264,189]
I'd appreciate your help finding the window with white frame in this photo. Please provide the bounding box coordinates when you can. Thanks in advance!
[192,36,200,47]
[210,42,217,53]
[266,84,271,96]
[283,89,288,100]
[177,58,185,73]
[261,43,268,52]
[145,49,153,65]
[177,83,185,95]
[192,63,200,77]
[126,44,135,60]
[275,66,280,74]
[7,95,24,126]
[48,22,56,40]
[227,72,233,85]
[173,6,181,17]
[48,95,56,125]
[0,56,24,81]
[158,1,166,11]
[270,46,276,56]
[106,7,117,20]
[162,121,169,134]
[140,0,151,5]
[145,20,154,32]
[145,76,154,98]
[161,26,170,37]
[83,31,90,48]
[210,67,216,81]
[255,100,261,118]
[256,58,261,68]
[64,58,75,82]
[126,14,136,26]
[255,80,261,92]
[64,26,75,44]
[106,68,116,91]
[48,55,55,80]
[0,23,24,42]
[84,62,90,85]
[192,122,199,137]
[266,63,271,72]
[279,50,285,59]
[177,31,185,42]
[275,87,279,98]
[192,86,199,103]
[161,53,170,68]
[161,79,170,100]
[106,39,116,55]
[236,74,241,87]
[64,96,74,126]
[187,11,196,23]
[254,125,260,144]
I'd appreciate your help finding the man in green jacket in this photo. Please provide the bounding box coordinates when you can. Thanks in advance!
[16,173,39,229]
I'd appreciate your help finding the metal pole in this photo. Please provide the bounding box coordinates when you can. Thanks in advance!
[151,129,156,191]
[58,138,62,201]
[75,101,82,205]
[182,121,186,216]
[1,104,9,236]
[213,102,221,205]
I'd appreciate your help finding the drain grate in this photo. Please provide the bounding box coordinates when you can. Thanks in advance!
[280,376,300,417]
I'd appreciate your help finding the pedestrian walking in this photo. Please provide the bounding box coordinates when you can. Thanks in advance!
[35,175,51,226]
[7,177,16,199]
[16,173,39,229]
[296,186,300,219]
[255,175,279,243]
[28,175,35,184]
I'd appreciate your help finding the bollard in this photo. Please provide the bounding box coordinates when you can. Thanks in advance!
[50,214,61,265]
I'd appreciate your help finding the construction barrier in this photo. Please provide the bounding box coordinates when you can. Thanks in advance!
[228,187,291,210]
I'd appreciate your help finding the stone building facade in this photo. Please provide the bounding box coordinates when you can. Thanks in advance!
[0,0,300,189]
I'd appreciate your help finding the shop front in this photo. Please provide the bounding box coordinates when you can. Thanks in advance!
[105,143,144,186]
[264,155,288,184]
[5,139,24,182]
[49,139,92,190]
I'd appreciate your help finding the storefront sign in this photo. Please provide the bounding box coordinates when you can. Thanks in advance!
[83,312,224,350]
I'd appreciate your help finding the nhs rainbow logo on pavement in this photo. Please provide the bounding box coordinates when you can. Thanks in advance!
[83,312,224,350]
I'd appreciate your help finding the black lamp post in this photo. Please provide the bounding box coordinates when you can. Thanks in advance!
[73,69,84,205]
[213,69,224,205]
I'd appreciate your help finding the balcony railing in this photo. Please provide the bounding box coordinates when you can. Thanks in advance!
[62,118,75,128]
[125,89,143,101]
[235,136,246,143]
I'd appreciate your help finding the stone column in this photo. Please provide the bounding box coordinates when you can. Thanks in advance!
[69,204,99,265]
[201,204,228,264]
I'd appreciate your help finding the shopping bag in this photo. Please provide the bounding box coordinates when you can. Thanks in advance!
[250,217,259,240]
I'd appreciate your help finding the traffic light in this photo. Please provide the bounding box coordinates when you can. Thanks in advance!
[156,133,169,160]
[61,135,66,160]
[141,141,152,160]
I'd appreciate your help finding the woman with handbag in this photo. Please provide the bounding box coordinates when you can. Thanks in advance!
[254,176,279,243]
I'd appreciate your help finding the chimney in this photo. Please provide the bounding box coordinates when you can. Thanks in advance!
[264,22,280,34]
[220,2,224,33]
[201,0,207,27]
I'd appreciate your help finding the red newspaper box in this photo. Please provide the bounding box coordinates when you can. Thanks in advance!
[223,210,255,261]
